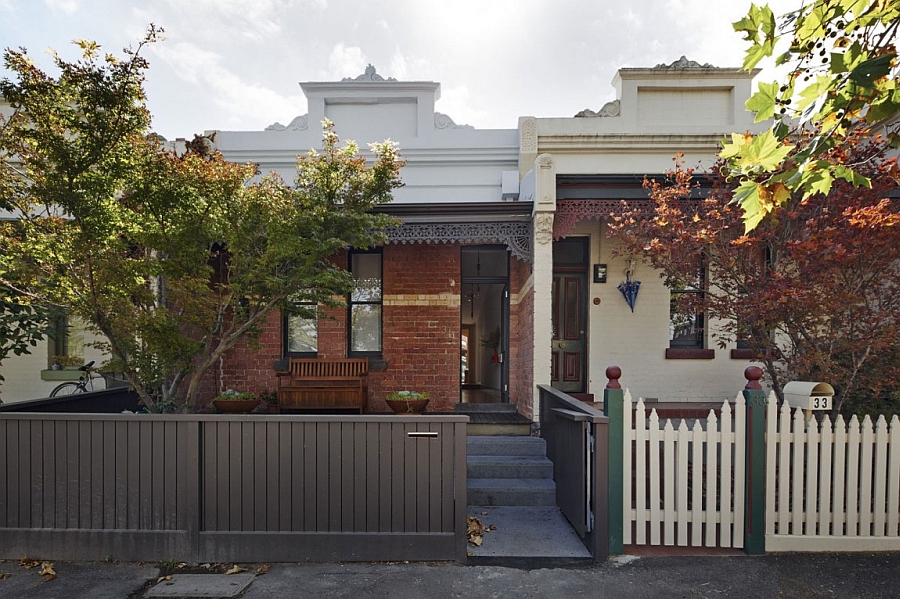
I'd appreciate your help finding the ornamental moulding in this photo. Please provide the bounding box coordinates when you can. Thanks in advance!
[553,199,652,240]
[575,100,620,118]
[342,64,397,82]
[434,112,474,130]
[653,55,716,69]
[265,114,309,131]
[385,222,532,262]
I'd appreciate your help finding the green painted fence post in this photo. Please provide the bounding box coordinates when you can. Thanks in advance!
[603,365,624,555]
[743,366,767,555]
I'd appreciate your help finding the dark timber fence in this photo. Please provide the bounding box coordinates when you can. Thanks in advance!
[0,413,468,563]
[0,387,142,413]
[538,384,609,562]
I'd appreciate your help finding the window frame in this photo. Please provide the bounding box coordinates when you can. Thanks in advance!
[347,248,383,358]
[283,301,319,358]
[665,256,714,359]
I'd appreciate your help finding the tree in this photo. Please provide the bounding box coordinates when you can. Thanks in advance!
[0,32,404,411]
[722,0,899,231]
[609,137,900,416]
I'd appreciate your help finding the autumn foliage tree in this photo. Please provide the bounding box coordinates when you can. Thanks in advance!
[610,135,900,416]
[723,0,899,230]
[0,31,403,411]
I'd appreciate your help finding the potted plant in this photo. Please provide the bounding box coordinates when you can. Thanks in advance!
[385,390,430,414]
[212,388,261,414]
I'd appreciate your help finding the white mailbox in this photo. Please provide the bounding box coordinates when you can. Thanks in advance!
[783,381,834,411]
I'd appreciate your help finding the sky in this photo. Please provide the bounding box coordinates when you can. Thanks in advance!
[0,0,800,141]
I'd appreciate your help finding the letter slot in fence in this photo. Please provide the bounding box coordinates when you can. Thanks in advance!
[407,431,439,438]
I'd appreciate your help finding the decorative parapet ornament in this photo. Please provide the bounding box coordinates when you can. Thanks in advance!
[265,114,309,131]
[434,112,474,130]
[386,222,532,262]
[342,64,397,82]
[654,56,716,69]
[575,100,620,118]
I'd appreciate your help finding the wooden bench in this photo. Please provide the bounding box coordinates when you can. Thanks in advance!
[276,358,369,413]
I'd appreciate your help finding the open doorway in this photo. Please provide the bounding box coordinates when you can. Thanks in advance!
[460,247,509,404]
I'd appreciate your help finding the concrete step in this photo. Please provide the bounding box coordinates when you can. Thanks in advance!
[467,478,557,507]
[466,422,531,436]
[455,403,519,413]
[467,455,554,480]
[467,435,547,457]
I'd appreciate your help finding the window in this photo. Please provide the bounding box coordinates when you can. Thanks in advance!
[284,302,317,356]
[47,312,85,368]
[666,257,713,359]
[348,250,382,356]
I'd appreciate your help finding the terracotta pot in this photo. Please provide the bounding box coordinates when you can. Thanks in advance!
[212,398,261,414]
[385,398,430,414]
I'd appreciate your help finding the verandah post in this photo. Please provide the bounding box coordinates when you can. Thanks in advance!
[743,366,767,555]
[603,365,624,555]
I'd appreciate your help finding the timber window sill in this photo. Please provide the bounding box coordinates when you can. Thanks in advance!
[665,348,715,360]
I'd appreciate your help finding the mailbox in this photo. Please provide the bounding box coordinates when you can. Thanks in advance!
[783,381,834,411]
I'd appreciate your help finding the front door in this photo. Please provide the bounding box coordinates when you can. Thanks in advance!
[551,238,589,394]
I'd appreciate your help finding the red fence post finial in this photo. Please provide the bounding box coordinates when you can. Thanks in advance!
[606,365,622,390]
[744,366,763,391]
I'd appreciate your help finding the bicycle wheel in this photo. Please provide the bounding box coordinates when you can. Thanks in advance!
[50,382,84,397]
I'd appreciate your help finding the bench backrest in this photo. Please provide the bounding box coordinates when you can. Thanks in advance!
[288,358,369,379]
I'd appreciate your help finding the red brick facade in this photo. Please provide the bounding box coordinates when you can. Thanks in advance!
[215,242,533,415]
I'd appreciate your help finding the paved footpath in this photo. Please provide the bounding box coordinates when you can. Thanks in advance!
[1,553,899,598]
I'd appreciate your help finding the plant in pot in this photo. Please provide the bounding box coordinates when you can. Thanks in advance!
[212,389,261,414]
[385,390,430,414]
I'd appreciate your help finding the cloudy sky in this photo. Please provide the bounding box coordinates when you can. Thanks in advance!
[1,0,799,141]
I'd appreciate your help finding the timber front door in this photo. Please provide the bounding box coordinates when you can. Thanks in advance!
[551,238,588,394]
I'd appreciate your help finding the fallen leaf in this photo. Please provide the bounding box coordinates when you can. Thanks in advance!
[257,565,270,575]
[157,575,172,583]
[480,511,488,516]
[43,574,56,582]
[225,565,247,575]
[0,573,12,579]
[200,563,211,569]
[470,534,483,546]
[19,557,40,569]
[466,552,473,557]
[488,525,497,531]
[176,562,187,569]
[39,563,55,577]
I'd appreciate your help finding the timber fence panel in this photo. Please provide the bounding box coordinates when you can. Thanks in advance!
[765,405,900,552]
[1,413,468,563]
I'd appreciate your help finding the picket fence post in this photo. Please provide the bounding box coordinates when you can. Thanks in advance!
[604,365,624,555]
[743,366,767,555]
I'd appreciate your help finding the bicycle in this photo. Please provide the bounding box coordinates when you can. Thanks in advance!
[49,361,103,397]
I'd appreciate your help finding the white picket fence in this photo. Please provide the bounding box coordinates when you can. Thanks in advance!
[765,397,900,552]
[622,390,746,548]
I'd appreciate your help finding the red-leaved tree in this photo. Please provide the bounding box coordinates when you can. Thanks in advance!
[609,135,900,416]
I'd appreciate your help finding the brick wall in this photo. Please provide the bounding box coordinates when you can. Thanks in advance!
[377,243,461,412]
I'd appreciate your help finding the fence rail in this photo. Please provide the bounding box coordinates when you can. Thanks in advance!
[0,413,468,563]
[765,398,900,552]
[622,391,745,548]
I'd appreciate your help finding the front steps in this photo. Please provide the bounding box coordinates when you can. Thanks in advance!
[455,403,532,436]
[467,436,556,507]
